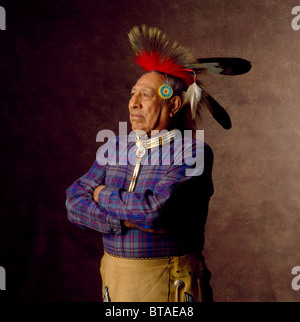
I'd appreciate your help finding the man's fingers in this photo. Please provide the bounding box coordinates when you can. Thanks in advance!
[124,221,166,233]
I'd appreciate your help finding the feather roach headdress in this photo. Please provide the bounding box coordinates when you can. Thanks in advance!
[128,25,251,130]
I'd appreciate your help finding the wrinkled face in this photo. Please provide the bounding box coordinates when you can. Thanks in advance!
[129,72,171,135]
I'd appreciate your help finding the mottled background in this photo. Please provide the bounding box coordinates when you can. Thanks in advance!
[0,0,299,302]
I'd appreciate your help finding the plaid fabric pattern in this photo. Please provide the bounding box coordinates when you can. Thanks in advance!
[66,134,214,258]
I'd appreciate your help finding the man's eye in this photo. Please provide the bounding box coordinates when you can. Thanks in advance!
[143,93,150,97]
[131,92,136,97]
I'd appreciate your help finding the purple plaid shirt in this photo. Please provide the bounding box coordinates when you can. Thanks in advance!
[66,132,214,258]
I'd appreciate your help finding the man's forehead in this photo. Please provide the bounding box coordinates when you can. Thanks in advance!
[132,82,156,92]
[133,72,164,89]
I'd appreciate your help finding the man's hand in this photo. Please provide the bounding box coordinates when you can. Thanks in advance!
[93,185,106,203]
[123,221,166,234]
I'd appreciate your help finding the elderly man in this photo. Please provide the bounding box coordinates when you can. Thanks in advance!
[66,69,214,302]
[66,25,251,302]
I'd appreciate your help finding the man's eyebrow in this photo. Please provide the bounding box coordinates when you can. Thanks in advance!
[131,86,156,93]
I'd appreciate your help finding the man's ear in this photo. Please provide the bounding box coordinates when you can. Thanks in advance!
[169,96,182,117]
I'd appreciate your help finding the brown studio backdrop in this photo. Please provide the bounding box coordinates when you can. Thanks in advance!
[0,0,299,301]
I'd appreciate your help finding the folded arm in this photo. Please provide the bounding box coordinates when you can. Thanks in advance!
[65,161,123,234]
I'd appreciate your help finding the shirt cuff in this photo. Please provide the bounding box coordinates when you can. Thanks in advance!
[98,185,116,212]
[106,215,122,235]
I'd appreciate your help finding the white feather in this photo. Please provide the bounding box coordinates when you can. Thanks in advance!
[182,83,202,120]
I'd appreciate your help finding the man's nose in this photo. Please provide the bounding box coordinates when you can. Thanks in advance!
[130,94,142,108]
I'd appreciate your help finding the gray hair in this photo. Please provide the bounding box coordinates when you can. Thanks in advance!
[163,74,187,100]
[163,73,197,131]
[141,71,187,99]
[142,71,197,131]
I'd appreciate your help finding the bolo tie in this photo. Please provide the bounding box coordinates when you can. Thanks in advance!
[128,129,176,192]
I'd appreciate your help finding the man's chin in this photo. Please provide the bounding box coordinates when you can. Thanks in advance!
[131,123,144,132]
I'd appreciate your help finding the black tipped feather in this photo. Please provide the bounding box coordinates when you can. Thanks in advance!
[195,57,252,76]
[201,90,232,129]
